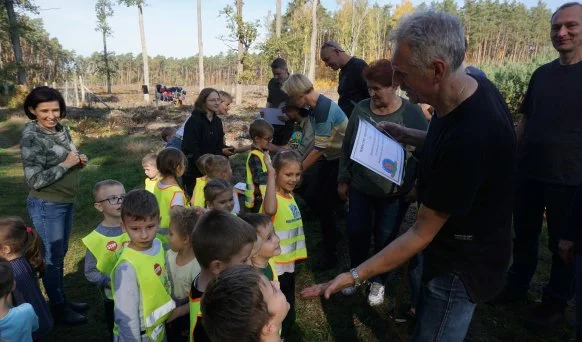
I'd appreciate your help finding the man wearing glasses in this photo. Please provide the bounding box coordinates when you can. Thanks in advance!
[320,40,369,118]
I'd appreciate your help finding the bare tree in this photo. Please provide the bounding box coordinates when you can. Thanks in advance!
[308,0,317,81]
[95,0,114,94]
[119,0,150,102]
[197,0,204,91]
[4,0,26,84]
[275,0,281,38]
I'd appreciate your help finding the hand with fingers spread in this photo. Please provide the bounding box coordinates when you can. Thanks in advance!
[300,272,354,300]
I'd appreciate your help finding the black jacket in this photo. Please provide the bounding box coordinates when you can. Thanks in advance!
[181,110,226,177]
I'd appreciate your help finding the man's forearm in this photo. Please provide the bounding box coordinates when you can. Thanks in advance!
[302,149,323,171]
[402,128,427,148]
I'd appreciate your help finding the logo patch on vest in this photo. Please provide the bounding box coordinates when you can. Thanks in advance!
[106,241,118,252]
[154,263,162,276]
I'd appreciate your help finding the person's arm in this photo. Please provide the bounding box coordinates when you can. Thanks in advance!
[305,117,332,170]
[113,262,142,341]
[263,155,277,216]
[302,149,324,171]
[300,204,448,298]
[249,154,268,185]
[376,122,427,148]
[170,191,185,207]
[84,250,109,288]
[337,112,358,200]
[182,114,202,165]
[167,303,189,322]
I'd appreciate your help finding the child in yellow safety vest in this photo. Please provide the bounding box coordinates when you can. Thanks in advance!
[142,153,160,193]
[239,213,281,282]
[261,151,307,338]
[82,180,128,341]
[153,148,189,248]
[188,210,257,342]
[245,119,274,213]
[190,155,233,208]
[190,154,212,208]
[201,265,289,342]
[111,190,175,342]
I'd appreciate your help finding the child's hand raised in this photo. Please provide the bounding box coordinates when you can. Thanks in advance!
[264,152,275,174]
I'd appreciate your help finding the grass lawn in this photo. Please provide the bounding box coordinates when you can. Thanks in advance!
[0,108,575,341]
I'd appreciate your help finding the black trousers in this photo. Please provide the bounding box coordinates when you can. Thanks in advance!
[104,299,114,342]
[279,272,296,337]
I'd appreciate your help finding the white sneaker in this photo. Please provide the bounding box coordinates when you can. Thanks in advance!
[367,282,385,306]
[341,286,356,296]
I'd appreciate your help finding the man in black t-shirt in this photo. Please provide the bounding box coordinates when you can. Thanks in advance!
[300,12,515,342]
[502,2,582,330]
[266,58,293,146]
[320,40,369,117]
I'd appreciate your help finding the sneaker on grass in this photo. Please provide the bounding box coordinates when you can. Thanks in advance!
[368,282,385,306]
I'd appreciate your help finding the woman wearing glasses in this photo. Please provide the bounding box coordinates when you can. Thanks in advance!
[181,88,237,197]
[21,86,89,325]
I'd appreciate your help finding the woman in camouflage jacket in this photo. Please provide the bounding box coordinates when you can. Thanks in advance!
[21,86,90,326]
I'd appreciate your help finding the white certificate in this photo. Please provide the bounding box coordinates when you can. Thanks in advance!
[350,118,405,185]
[261,108,286,125]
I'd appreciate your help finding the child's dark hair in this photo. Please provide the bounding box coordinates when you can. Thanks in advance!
[283,105,309,118]
[0,257,14,298]
[204,179,232,206]
[249,119,274,141]
[201,265,271,342]
[192,210,256,268]
[196,153,213,176]
[219,91,232,103]
[238,213,272,232]
[23,86,67,120]
[121,189,160,222]
[169,206,201,238]
[0,217,45,277]
[161,127,176,142]
[205,155,231,179]
[142,152,157,166]
[156,147,186,186]
[272,150,302,172]
[93,179,124,201]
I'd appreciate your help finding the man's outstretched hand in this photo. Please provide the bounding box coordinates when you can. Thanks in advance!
[300,272,354,300]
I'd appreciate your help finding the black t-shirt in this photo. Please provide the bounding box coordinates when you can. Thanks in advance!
[519,59,582,185]
[417,76,516,303]
[267,77,289,108]
[181,110,226,178]
[338,57,369,118]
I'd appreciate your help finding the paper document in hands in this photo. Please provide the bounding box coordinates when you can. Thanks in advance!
[350,118,405,185]
[261,108,286,125]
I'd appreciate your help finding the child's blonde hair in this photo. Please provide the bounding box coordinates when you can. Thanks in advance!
[204,179,233,207]
[205,155,231,179]
[142,152,157,166]
[196,154,213,176]
[219,91,232,104]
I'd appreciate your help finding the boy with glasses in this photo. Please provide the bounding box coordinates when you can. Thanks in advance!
[82,180,128,340]
[245,119,275,213]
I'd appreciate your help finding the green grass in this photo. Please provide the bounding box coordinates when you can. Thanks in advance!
[0,110,575,341]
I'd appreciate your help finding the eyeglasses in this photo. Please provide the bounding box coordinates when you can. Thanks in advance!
[96,195,124,205]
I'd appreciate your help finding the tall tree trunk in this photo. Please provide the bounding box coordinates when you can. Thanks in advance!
[102,30,112,94]
[137,4,150,102]
[275,0,282,38]
[4,0,26,85]
[235,0,243,105]
[308,0,317,82]
[197,0,204,91]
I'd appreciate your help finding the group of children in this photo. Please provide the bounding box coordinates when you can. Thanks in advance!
[0,93,309,341]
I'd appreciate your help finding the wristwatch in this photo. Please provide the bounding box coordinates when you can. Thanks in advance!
[350,268,363,287]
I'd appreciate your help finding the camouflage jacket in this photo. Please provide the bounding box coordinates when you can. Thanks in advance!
[20,121,80,203]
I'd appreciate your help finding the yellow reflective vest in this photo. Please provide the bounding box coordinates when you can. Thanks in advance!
[153,182,188,246]
[145,177,160,193]
[189,295,202,342]
[111,239,175,342]
[192,176,208,207]
[245,149,267,209]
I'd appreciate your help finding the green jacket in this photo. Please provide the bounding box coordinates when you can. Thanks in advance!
[338,98,428,197]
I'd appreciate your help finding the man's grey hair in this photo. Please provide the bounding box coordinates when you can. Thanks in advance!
[390,11,465,72]
[552,2,582,21]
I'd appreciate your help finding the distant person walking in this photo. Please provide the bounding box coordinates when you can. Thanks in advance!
[501,1,582,332]
[265,58,294,147]
[320,40,369,118]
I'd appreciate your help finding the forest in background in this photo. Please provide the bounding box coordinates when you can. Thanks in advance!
[0,0,557,115]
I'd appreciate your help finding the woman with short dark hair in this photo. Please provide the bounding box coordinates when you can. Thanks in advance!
[21,86,89,325]
[181,88,234,196]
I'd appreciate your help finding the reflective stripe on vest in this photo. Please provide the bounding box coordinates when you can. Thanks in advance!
[268,259,279,282]
[111,239,175,342]
[192,177,207,207]
[81,231,130,299]
[189,297,202,342]
[245,149,267,208]
[263,192,307,265]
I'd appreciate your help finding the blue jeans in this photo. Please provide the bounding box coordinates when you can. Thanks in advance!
[507,177,576,307]
[347,187,400,284]
[413,273,476,341]
[27,196,74,305]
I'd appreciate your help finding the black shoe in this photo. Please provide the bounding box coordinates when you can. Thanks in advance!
[52,303,88,326]
[524,301,565,331]
[67,300,90,313]
[312,255,338,271]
